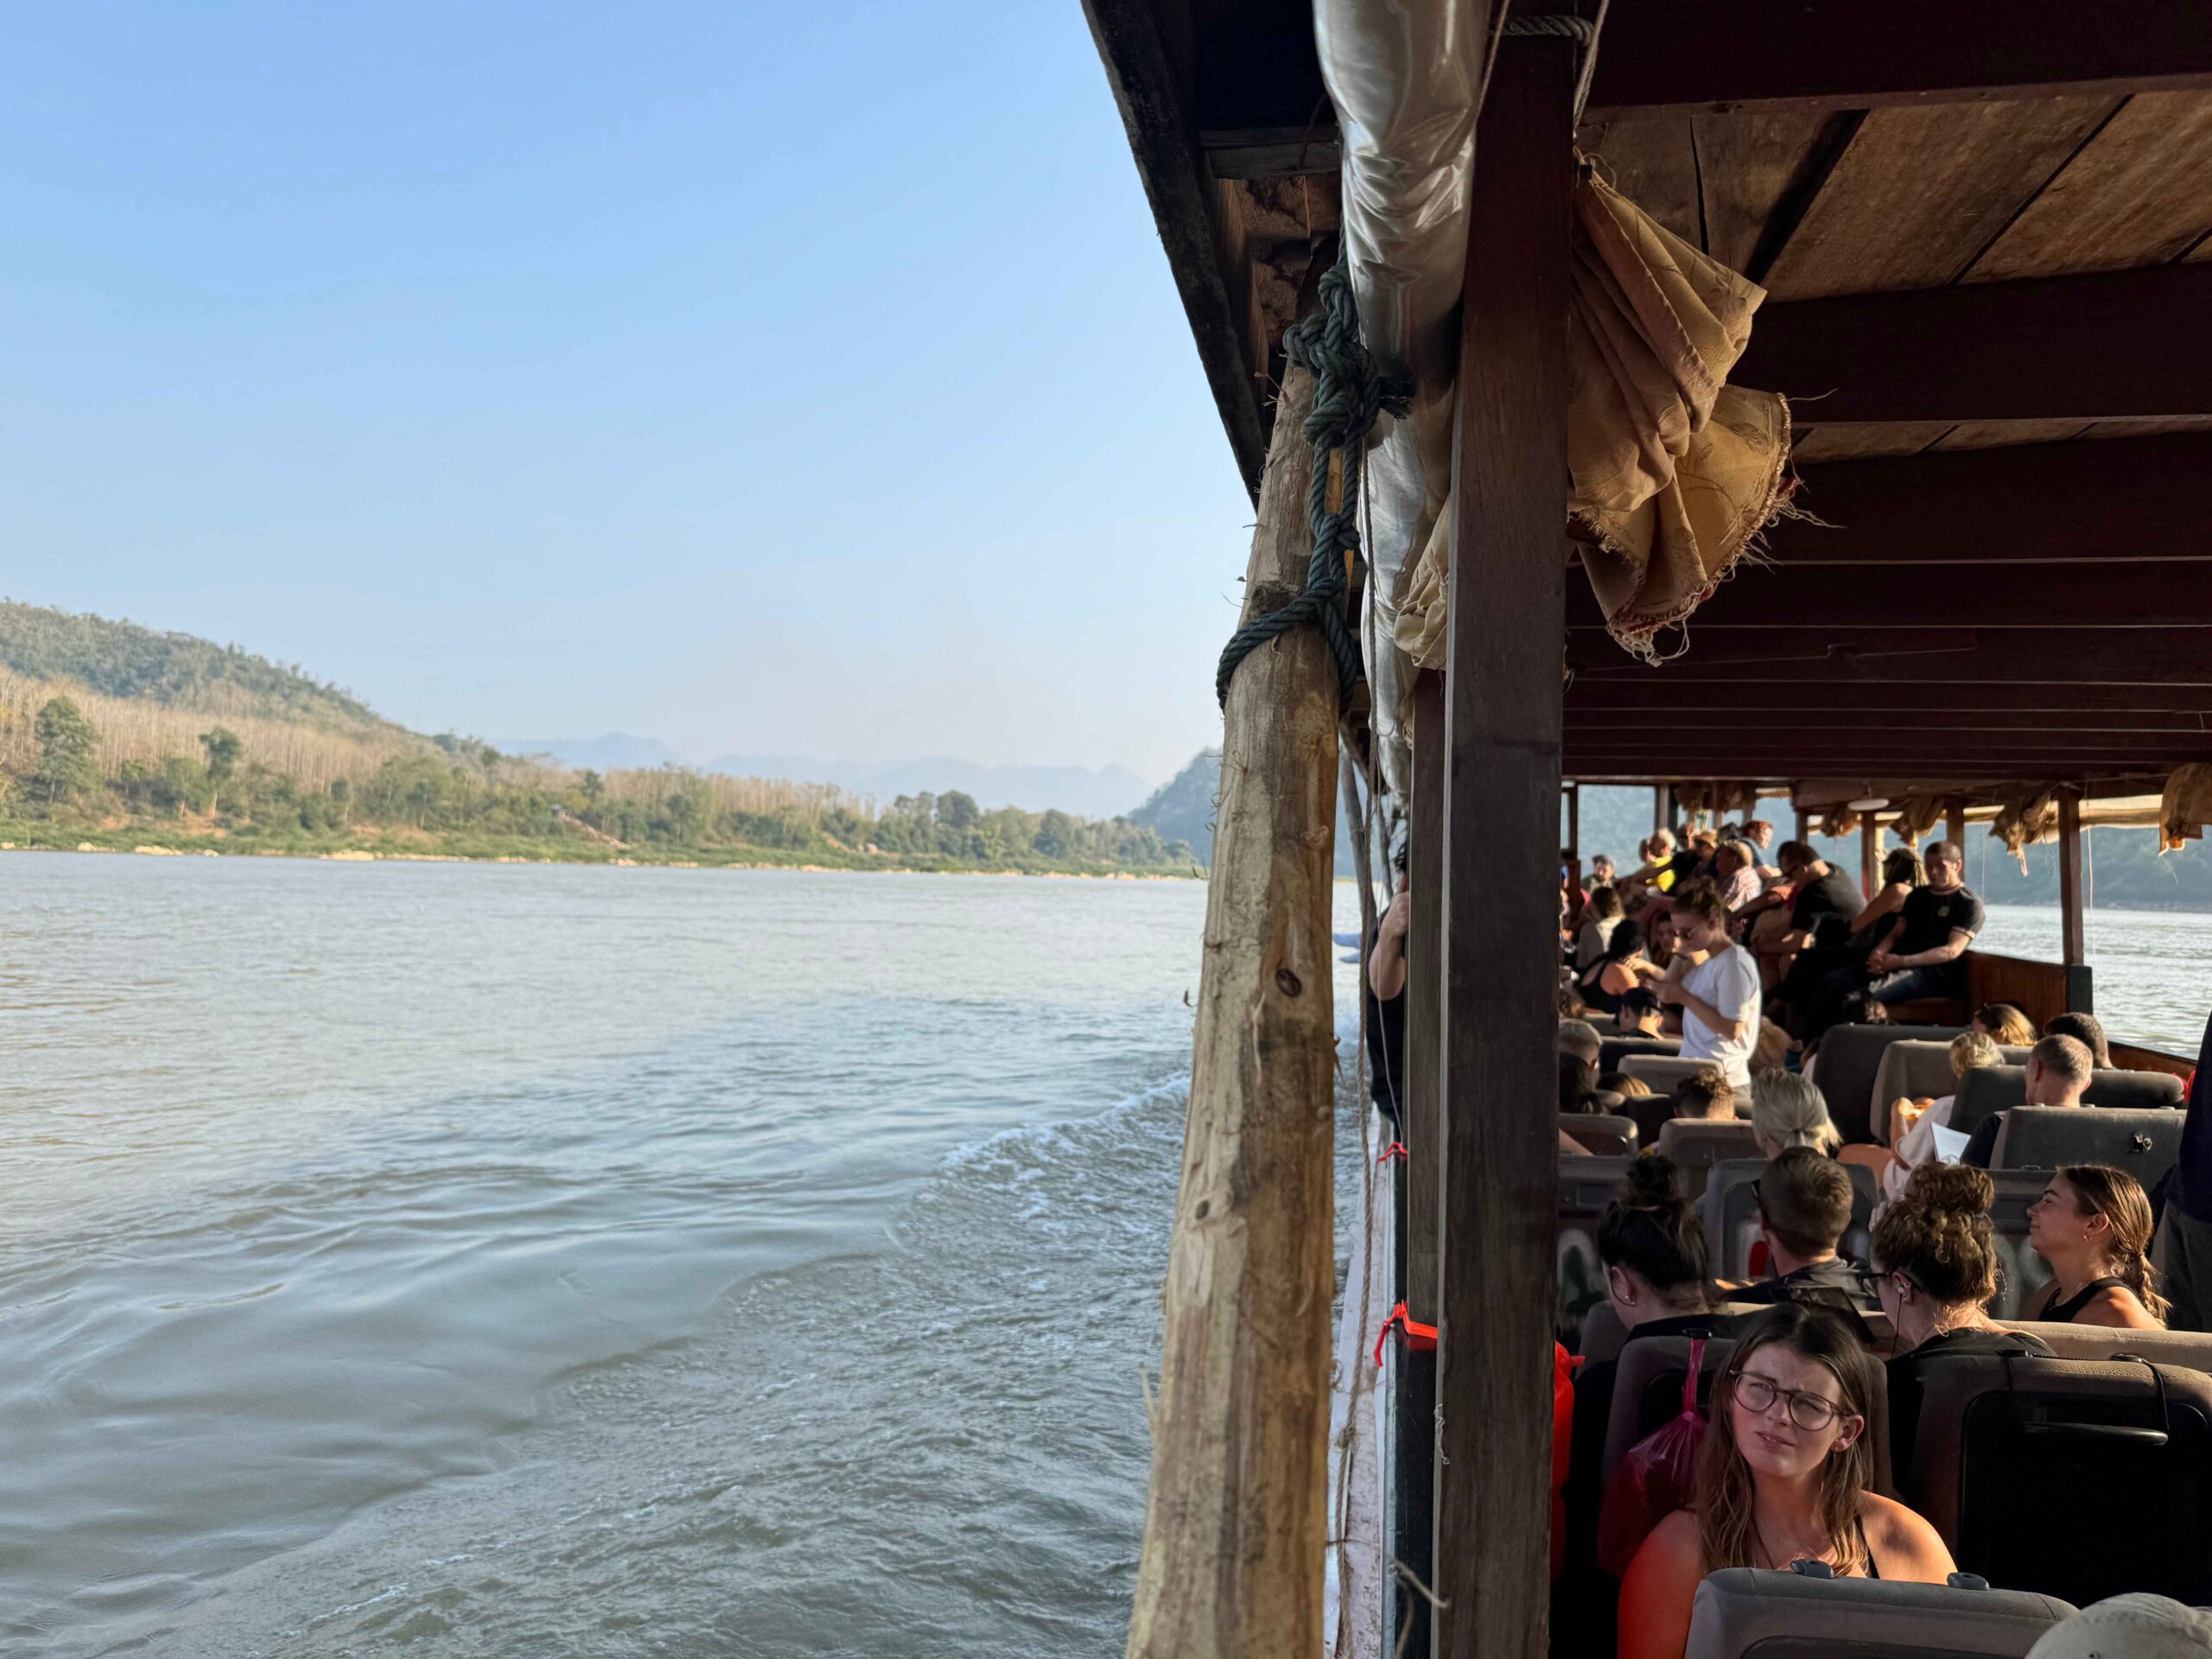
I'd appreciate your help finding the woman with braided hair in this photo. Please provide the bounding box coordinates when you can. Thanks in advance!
[2024,1164,2169,1329]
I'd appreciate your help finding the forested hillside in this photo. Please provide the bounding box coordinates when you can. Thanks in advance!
[0,607,1197,875]
[0,602,396,734]
[1133,749,1382,879]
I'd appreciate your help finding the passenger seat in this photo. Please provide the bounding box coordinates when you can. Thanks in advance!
[1684,1567,2074,1658]
[1655,1119,1761,1201]
[1909,1354,2212,1607]
[1990,1105,2182,1188]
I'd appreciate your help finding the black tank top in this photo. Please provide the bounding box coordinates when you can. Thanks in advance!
[2038,1274,2131,1324]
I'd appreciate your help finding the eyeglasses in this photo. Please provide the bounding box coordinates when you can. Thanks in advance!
[1730,1370,1851,1432]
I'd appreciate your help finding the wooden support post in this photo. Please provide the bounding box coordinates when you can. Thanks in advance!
[1794,804,1810,844]
[1433,35,1573,1659]
[1567,782,1581,862]
[2059,792,2087,969]
[1653,785,1666,835]
[1125,358,1338,1659]
[1395,673,1445,1659]
[1860,816,1879,899]
[1946,794,1968,849]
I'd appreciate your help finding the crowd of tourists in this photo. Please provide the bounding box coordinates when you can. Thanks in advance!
[1361,817,2212,1654]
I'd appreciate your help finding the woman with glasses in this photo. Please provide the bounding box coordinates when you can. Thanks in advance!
[1869,1162,2053,1490]
[1617,1302,1955,1658]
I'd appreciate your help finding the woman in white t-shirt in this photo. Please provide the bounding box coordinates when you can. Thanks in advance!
[1658,885,1763,1090]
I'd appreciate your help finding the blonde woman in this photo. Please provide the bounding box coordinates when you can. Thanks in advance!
[1750,1070,1841,1158]
[1877,1030,2004,1198]
[1618,1303,1955,1659]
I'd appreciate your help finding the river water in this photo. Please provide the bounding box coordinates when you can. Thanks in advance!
[0,858,2202,1656]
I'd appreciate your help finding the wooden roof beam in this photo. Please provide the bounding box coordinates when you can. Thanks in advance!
[1567,710,2212,734]
[1738,265,2212,424]
[1565,683,2212,712]
[1585,0,2212,117]
[1567,562,2209,631]
[1567,628,2212,683]
[1772,433,2212,566]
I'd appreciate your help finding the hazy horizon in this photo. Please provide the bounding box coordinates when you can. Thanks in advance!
[0,3,1249,782]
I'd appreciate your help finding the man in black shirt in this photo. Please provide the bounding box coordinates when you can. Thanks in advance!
[1735,1148,1880,1315]
[1765,841,1865,1027]
[1364,844,1410,1123]
[1806,839,1984,1036]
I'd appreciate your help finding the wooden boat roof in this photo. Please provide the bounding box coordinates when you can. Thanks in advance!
[1087,0,2212,807]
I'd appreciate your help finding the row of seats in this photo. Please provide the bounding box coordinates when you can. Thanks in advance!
[1684,1569,2076,1658]
[1819,1025,2184,1146]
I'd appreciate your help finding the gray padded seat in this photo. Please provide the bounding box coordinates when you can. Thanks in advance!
[1656,1119,1761,1199]
[1869,1040,2031,1144]
[1702,1158,1878,1281]
[1910,1354,2212,1606]
[1601,1033,1682,1072]
[1996,1321,2212,1371]
[1561,1111,1638,1155]
[1625,1054,1737,1100]
[1684,1568,2074,1659]
[1984,1171,2057,1319]
[1949,1065,2186,1137]
[1559,1155,1641,1338]
[1812,1023,1963,1145]
[1580,1298,1630,1365]
[1990,1105,2183,1185]
[1583,1013,1621,1034]
[1601,1332,1895,1497]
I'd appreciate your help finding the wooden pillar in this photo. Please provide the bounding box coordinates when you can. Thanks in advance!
[1794,803,1809,844]
[1566,782,1580,861]
[1945,793,1967,849]
[2058,792,2086,969]
[1125,357,1338,1659]
[1860,815,1879,899]
[1653,785,1666,835]
[1433,35,1573,1659]
[1395,671,1446,1659]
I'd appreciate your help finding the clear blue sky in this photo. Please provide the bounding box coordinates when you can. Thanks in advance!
[0,3,1255,785]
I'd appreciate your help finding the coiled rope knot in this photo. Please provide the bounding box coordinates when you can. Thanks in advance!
[1215,257,1412,709]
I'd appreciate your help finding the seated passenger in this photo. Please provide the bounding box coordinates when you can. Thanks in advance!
[1617,988,1665,1040]
[1878,1029,2004,1198]
[1561,1018,1605,1071]
[2023,1163,2169,1329]
[1961,1033,2094,1168]
[1736,1147,1875,1312]
[1751,1017,1794,1077]
[1712,840,1763,917]
[1739,817,1779,878]
[1749,1070,1840,1158]
[1808,840,1984,1039]
[2044,1010,2113,1069]
[1658,885,1762,1093]
[1973,1002,2036,1047]
[1577,920,1659,1016]
[1592,853,1618,887]
[1871,1165,2055,1489]
[1672,1065,1736,1124]
[1850,846,1925,944]
[1578,884,1625,971]
[1618,1302,1956,1659]
[1563,1051,1624,1117]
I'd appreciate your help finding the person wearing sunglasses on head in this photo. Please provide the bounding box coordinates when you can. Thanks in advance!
[1618,1301,1955,1659]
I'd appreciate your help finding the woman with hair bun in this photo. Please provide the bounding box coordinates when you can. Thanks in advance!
[2024,1164,2169,1328]
[1749,1070,1842,1158]
[1871,1163,2053,1486]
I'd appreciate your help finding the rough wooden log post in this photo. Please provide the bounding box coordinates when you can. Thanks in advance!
[1126,357,1338,1659]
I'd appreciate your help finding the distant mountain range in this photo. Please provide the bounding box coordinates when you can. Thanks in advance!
[496,733,689,772]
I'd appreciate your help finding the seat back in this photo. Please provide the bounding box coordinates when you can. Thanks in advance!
[1911,1354,2212,1607]
[1658,1119,1763,1200]
[1561,1112,1638,1155]
[1990,1106,2183,1186]
[1684,1568,2074,1659]
[1953,1066,2189,1137]
[1996,1320,2212,1371]
[1559,1155,1640,1337]
[1985,1171,2056,1319]
[1868,1041,2031,1144]
[1625,1054,1732,1098]
[1601,1033,1682,1072]
[1702,1157,1878,1281]
[1813,1023,1963,1145]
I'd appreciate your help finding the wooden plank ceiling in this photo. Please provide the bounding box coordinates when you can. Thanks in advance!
[1567,25,2212,785]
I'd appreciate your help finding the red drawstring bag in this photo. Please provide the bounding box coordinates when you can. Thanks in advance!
[1595,1336,1708,1579]
[1551,1342,1580,1579]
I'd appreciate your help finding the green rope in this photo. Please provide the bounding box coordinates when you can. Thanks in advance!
[1216,259,1411,709]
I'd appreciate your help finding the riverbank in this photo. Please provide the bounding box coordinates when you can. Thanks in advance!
[0,822,1202,880]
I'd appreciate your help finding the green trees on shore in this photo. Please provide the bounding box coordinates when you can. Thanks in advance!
[0,696,1199,873]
